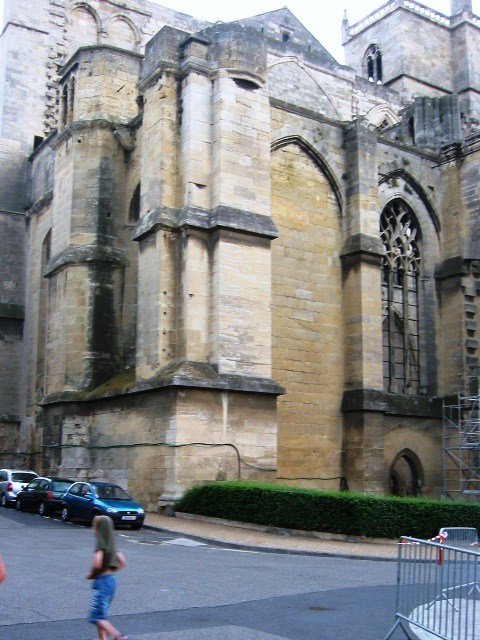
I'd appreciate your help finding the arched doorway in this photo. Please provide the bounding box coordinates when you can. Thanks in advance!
[390,449,424,497]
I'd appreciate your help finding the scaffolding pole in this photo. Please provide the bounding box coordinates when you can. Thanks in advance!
[442,394,480,500]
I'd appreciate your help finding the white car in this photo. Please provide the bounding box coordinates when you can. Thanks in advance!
[0,469,38,507]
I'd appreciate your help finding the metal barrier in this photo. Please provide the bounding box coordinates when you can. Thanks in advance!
[439,528,478,549]
[385,535,480,639]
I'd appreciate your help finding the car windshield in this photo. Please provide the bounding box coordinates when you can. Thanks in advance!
[12,472,37,483]
[52,481,72,492]
[94,485,130,500]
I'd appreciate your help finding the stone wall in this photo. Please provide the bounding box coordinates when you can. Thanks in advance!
[42,386,277,508]
[3,0,480,502]
[270,136,343,488]
[0,210,25,431]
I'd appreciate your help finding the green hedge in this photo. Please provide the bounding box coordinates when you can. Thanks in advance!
[174,481,480,539]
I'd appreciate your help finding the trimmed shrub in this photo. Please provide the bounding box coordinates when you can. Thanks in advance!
[174,481,480,540]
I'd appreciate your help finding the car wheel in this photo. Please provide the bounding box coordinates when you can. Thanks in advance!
[1,494,8,508]
[38,502,48,517]
[16,499,23,511]
[60,506,70,522]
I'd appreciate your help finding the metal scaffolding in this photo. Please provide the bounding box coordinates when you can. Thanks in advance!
[442,395,480,499]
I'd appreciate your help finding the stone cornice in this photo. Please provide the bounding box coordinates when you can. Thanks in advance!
[44,244,129,277]
[0,303,24,320]
[132,205,278,241]
[59,45,142,80]
[178,59,211,77]
[341,388,442,417]
[434,256,468,280]
[26,191,54,217]
[0,413,21,424]
[28,130,57,161]
[52,119,117,149]
[41,361,285,405]
[1,20,49,37]
[137,64,179,92]
[384,72,452,95]
[340,233,384,269]
[0,208,25,218]
[270,98,344,129]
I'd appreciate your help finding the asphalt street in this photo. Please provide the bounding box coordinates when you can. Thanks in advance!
[0,508,399,640]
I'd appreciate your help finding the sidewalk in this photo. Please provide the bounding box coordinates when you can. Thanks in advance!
[144,511,399,560]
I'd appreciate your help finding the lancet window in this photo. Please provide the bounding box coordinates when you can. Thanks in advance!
[60,75,76,128]
[366,44,382,84]
[380,199,421,395]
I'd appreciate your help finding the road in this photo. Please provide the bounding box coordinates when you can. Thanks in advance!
[0,507,398,639]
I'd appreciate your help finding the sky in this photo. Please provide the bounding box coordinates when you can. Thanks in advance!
[1,0,479,63]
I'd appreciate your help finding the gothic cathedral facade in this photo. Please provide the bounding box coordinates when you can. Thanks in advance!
[1,0,479,509]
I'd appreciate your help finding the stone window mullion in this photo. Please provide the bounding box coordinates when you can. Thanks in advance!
[402,265,412,391]
[380,199,421,395]
[390,269,398,392]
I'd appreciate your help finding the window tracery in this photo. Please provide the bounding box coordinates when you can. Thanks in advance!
[380,199,420,394]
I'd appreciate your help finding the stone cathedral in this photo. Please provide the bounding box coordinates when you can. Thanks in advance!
[1,0,479,509]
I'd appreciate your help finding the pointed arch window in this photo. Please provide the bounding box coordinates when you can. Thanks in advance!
[128,183,141,222]
[380,199,420,395]
[366,44,382,84]
[60,75,75,129]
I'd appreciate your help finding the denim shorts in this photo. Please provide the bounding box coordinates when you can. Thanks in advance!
[88,573,116,624]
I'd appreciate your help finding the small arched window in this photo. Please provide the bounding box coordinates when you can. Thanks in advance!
[69,76,75,118]
[380,199,421,395]
[128,183,141,222]
[366,44,383,84]
[60,76,76,128]
[61,84,69,126]
[408,116,415,145]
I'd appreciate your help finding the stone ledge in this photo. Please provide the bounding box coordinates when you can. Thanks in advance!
[342,388,442,417]
[340,233,384,269]
[44,244,129,277]
[133,204,278,241]
[435,256,468,280]
[40,361,285,405]
[27,191,54,216]
[0,303,25,319]
[0,414,21,424]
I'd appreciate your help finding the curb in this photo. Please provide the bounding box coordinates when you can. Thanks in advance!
[142,513,399,562]
[175,512,398,546]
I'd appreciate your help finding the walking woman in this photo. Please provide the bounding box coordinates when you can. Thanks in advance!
[86,515,128,640]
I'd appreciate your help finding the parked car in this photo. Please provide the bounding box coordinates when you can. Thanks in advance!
[16,476,75,516]
[61,481,145,529]
[0,469,38,507]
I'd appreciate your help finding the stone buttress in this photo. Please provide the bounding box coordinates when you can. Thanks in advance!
[133,24,282,502]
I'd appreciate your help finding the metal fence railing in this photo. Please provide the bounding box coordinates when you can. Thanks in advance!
[438,528,478,549]
[385,533,480,639]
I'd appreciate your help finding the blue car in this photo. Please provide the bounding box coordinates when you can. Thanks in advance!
[60,481,145,529]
